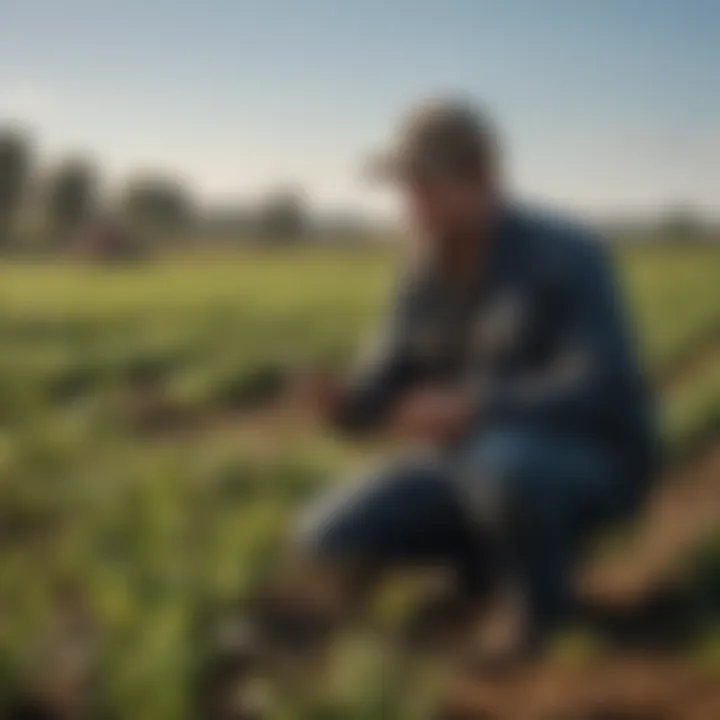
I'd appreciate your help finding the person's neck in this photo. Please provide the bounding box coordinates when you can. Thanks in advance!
[442,234,481,285]
[441,209,498,288]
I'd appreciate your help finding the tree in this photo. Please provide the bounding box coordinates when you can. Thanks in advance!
[0,128,31,247]
[48,157,98,239]
[659,205,704,243]
[256,188,309,241]
[120,174,194,233]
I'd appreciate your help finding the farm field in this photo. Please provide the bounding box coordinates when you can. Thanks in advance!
[0,242,718,718]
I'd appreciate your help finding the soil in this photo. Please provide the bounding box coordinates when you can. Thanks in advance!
[443,444,720,719]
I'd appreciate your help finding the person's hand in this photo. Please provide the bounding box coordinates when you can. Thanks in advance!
[390,385,473,446]
[289,367,346,425]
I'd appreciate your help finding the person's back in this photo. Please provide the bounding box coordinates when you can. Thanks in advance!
[471,207,659,492]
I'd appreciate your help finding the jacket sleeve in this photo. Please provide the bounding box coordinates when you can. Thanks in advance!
[333,281,419,434]
[484,241,644,429]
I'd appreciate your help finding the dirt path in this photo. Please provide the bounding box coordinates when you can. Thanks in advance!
[446,652,720,719]
[584,445,720,603]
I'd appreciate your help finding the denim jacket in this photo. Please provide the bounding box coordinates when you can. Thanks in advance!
[337,206,659,485]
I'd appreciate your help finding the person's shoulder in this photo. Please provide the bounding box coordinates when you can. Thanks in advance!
[509,204,611,276]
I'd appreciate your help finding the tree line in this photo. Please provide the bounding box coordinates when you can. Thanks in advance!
[0,127,316,253]
[2,126,712,254]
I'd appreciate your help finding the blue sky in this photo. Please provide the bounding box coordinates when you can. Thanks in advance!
[1,0,718,217]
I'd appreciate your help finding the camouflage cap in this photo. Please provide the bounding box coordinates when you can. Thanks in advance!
[366,98,497,182]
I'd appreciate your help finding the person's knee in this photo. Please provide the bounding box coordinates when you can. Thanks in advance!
[292,486,352,560]
[463,429,560,531]
[292,467,388,561]
[292,455,455,563]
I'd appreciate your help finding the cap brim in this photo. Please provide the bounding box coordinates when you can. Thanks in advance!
[362,149,456,185]
[361,149,410,184]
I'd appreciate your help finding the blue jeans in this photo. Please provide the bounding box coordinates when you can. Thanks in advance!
[297,428,630,631]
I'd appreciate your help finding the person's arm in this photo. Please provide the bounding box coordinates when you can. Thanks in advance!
[329,281,420,434]
[481,240,643,429]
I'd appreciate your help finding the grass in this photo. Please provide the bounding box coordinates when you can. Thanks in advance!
[664,362,720,462]
[619,243,720,371]
[0,242,717,718]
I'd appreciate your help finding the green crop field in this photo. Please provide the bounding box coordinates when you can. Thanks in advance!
[0,243,718,718]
